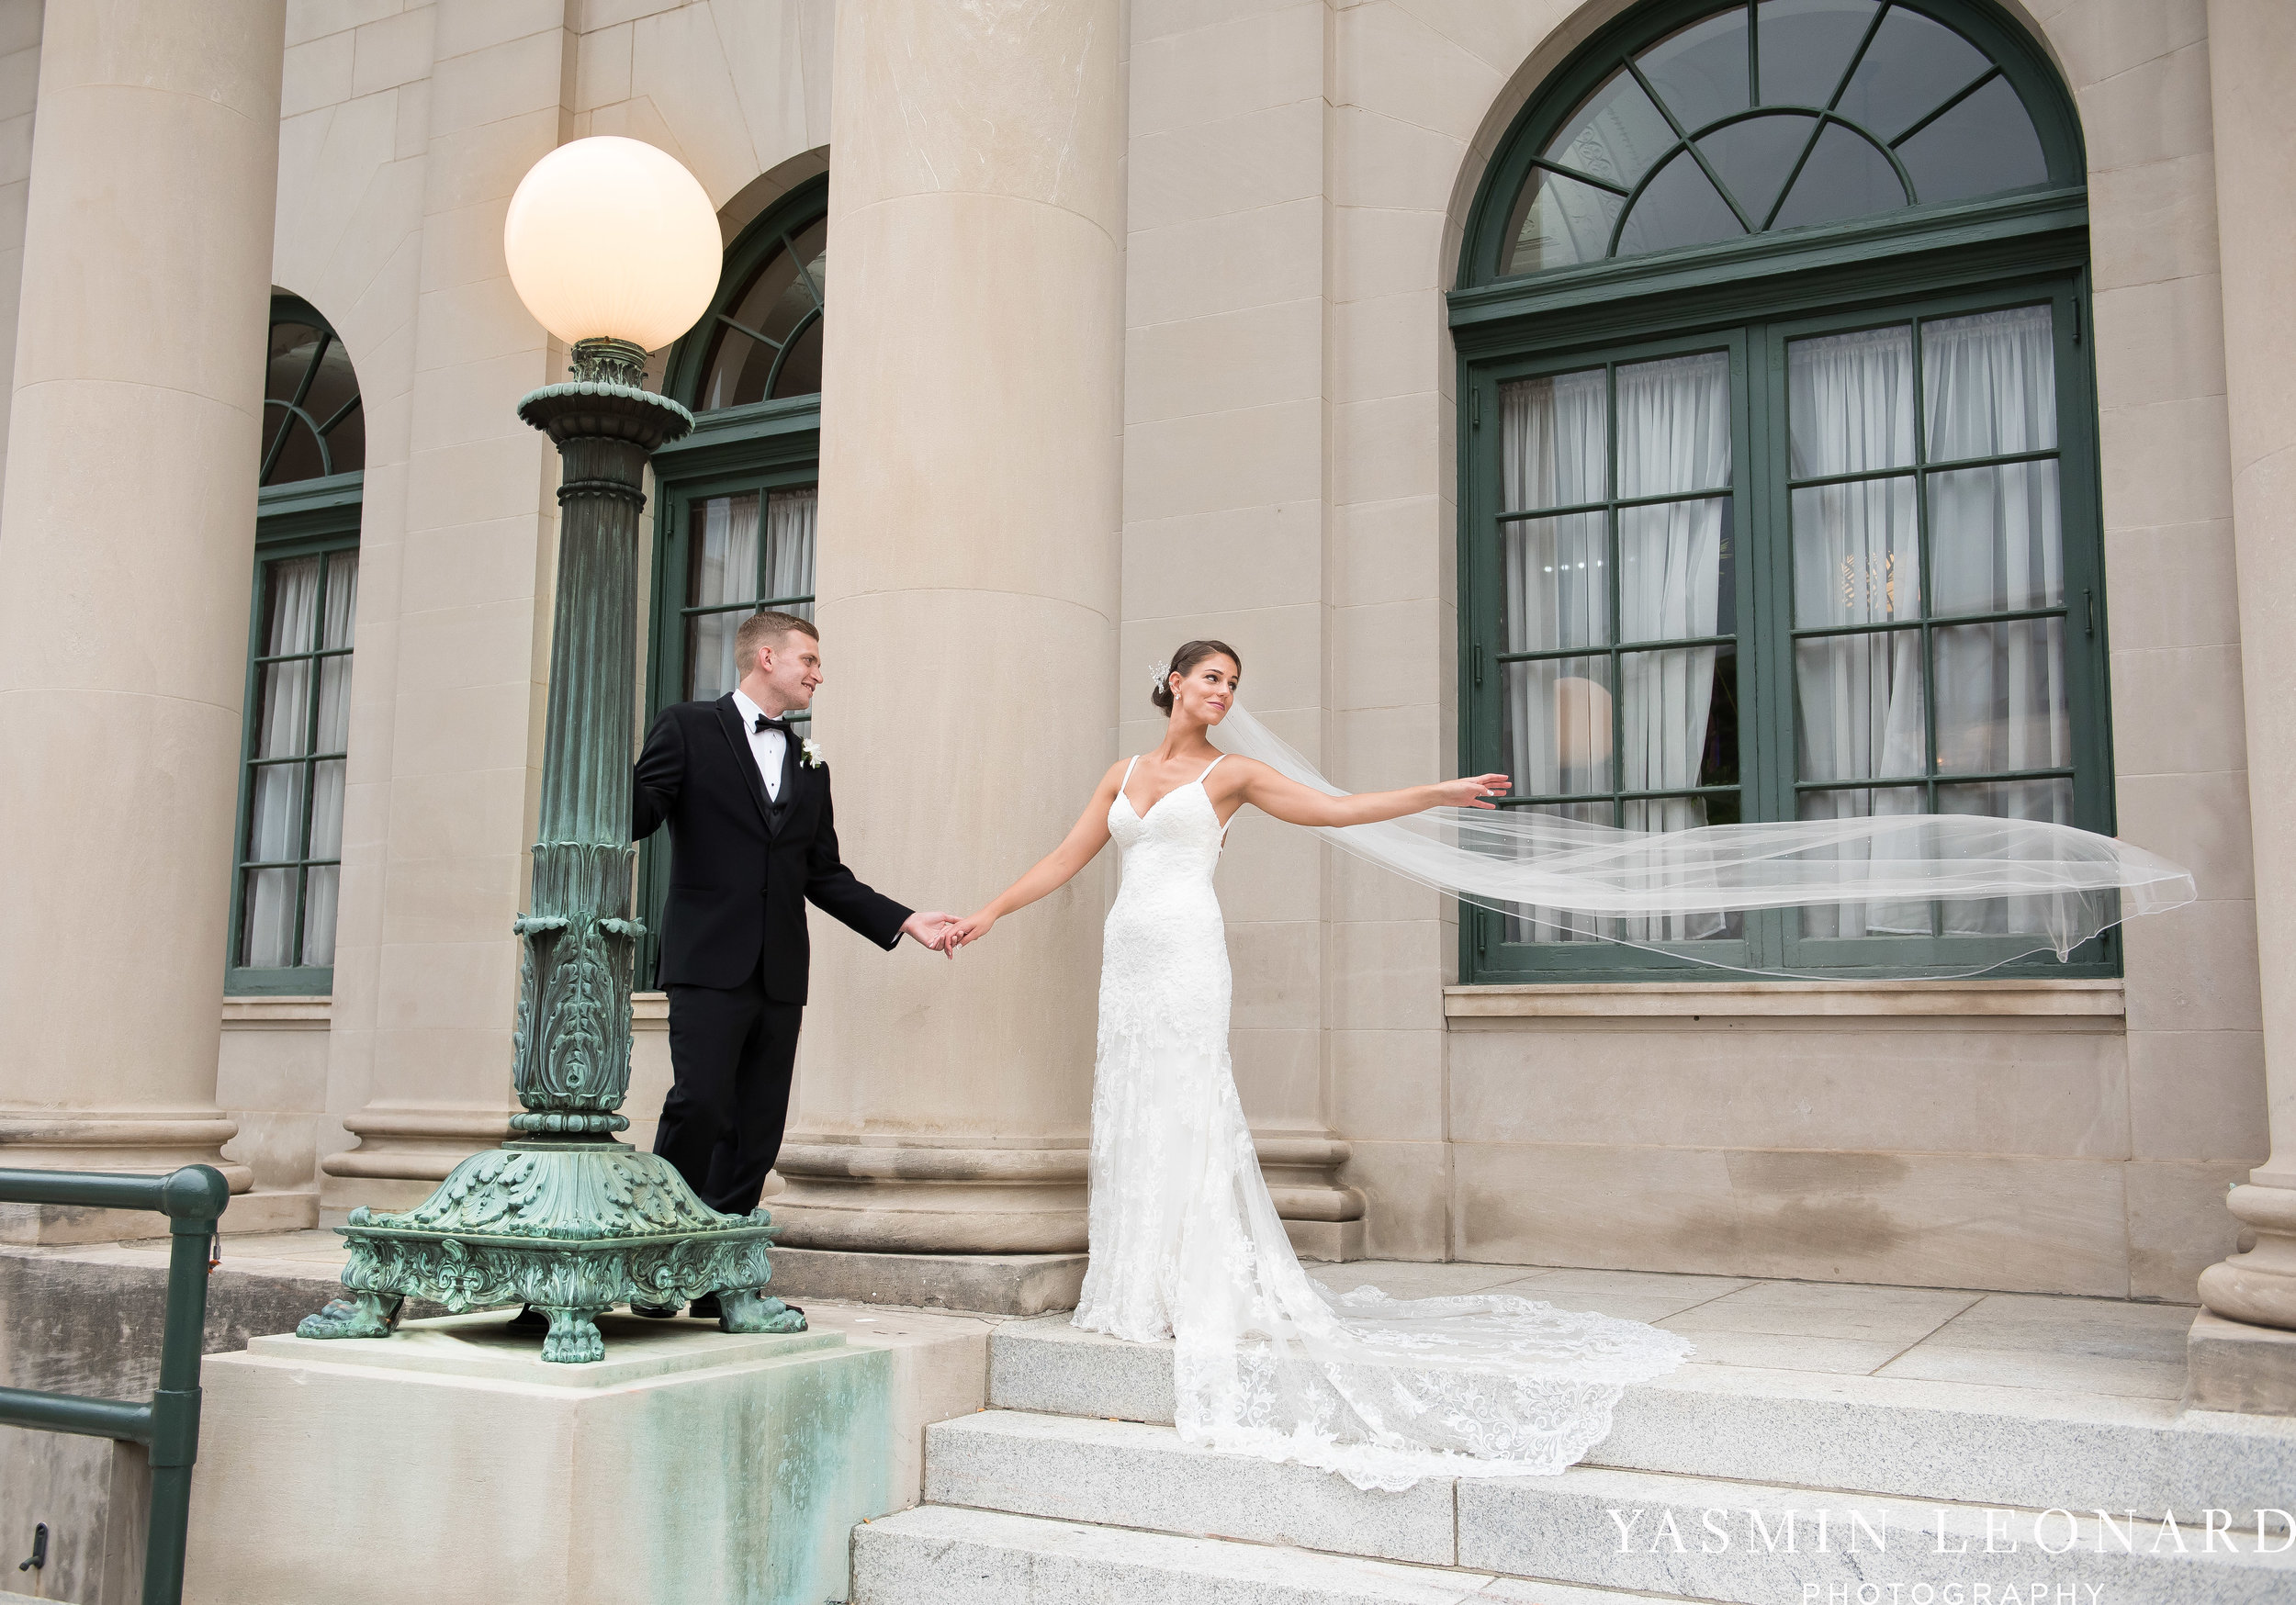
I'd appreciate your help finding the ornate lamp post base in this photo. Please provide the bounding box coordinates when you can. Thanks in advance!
[301,338,793,1363]
[298,1142,802,1361]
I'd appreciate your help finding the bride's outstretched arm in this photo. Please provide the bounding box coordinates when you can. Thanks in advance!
[1232,757,1513,827]
[946,760,1127,948]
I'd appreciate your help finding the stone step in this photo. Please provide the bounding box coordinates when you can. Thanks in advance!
[921,1410,2296,1604]
[850,1503,1682,1605]
[985,1314,2296,1518]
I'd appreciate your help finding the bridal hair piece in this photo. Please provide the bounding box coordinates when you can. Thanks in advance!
[1209,702,2194,973]
[1152,639,1243,714]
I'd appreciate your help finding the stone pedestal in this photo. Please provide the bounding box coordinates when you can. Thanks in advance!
[2199,0,2296,1397]
[185,1314,896,1605]
[0,1,287,1196]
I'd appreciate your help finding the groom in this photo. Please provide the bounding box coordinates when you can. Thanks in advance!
[631,609,957,1319]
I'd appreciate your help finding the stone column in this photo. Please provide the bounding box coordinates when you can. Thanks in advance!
[0,0,287,1200]
[2194,0,2296,1399]
[776,0,1124,1253]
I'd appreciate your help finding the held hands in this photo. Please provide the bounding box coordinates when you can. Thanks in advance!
[901,911,965,958]
[1437,773,1514,811]
[943,910,996,950]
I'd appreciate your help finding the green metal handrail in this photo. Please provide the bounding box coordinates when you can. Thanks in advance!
[0,1164,229,1605]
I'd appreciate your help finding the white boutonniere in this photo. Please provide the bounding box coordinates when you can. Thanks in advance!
[800,736,825,769]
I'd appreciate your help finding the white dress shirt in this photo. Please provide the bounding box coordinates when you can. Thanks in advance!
[729,688,789,803]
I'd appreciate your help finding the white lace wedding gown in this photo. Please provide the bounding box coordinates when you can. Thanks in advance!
[1074,754,1695,1492]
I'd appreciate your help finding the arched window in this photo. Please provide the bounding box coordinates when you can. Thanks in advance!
[231,296,365,994]
[690,207,827,408]
[1491,0,2067,275]
[261,306,365,484]
[638,180,827,986]
[1453,0,2104,982]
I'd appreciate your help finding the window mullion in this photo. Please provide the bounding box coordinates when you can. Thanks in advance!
[1755,0,1894,234]
[1906,315,1946,937]
[1745,0,1759,107]
[1768,319,1802,970]
[293,567,331,969]
[1606,362,1624,829]
[1890,64,2001,152]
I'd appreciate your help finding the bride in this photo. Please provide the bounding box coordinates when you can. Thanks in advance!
[946,638,1694,1492]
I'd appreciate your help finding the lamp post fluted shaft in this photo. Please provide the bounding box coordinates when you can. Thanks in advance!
[298,341,803,1361]
[512,340,675,1139]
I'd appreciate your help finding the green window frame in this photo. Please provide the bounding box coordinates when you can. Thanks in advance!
[1451,0,2109,984]
[228,476,363,995]
[229,297,366,995]
[637,179,828,989]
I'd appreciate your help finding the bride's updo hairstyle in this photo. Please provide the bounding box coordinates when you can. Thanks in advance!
[1153,639,1242,713]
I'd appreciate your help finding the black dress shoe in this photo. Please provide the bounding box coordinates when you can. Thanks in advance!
[629,1301,677,1319]
[506,1305,547,1334]
[688,1291,723,1321]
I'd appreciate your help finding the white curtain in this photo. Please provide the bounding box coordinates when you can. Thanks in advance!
[242,556,320,969]
[1617,352,1732,940]
[1790,324,1928,937]
[241,551,358,971]
[1499,368,1607,942]
[688,486,818,701]
[303,552,357,967]
[1793,306,2071,940]
[1500,353,1731,943]
[689,492,761,699]
[1923,305,2070,936]
[764,484,817,616]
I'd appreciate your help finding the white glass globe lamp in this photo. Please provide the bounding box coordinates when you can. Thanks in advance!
[503,136,721,360]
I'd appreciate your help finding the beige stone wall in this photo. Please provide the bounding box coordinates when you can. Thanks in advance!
[2063,0,2266,1295]
[0,1,39,512]
[94,0,2265,1295]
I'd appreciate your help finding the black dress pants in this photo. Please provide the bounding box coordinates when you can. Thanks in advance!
[656,959,804,1218]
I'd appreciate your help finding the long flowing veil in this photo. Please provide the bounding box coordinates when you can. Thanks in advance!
[1208,702,2192,970]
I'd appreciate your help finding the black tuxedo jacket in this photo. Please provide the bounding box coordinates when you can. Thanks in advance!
[632,695,910,1001]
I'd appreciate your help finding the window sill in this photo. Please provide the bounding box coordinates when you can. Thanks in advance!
[220,995,332,1029]
[1442,978,2124,1020]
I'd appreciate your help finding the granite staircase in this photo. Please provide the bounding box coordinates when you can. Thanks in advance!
[850,1313,2296,1605]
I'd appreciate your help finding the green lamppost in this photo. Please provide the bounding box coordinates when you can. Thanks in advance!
[299,138,802,1363]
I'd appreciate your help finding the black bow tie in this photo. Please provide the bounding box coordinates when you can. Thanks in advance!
[753,713,793,736]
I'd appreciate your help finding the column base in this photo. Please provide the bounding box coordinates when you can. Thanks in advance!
[1259,1135,1367,1263]
[1284,1218,1367,1263]
[765,1245,1086,1314]
[2186,1308,2296,1415]
[0,1185,315,1246]
[317,1105,514,1213]
[0,1107,251,1193]
[770,1139,1089,1252]
[769,1137,1370,1261]
[2197,1184,2296,1330]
